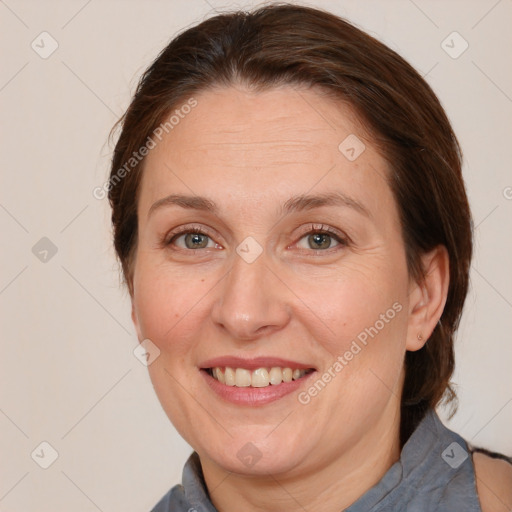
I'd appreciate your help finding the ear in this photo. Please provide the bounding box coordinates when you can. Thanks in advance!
[406,245,450,351]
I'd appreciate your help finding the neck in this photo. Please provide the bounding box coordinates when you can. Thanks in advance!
[200,405,402,512]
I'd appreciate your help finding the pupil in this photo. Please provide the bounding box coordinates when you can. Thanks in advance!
[186,233,208,249]
[310,233,330,249]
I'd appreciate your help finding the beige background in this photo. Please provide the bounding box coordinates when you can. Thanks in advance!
[1,0,511,510]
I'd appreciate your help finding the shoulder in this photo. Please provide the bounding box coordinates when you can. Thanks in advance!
[473,451,512,512]
[150,484,185,512]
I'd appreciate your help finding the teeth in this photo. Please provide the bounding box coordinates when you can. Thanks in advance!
[235,368,251,387]
[224,367,236,386]
[269,367,282,385]
[282,368,293,382]
[252,368,270,387]
[214,367,225,384]
[209,366,311,387]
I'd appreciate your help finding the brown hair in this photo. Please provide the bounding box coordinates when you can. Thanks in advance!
[108,3,473,443]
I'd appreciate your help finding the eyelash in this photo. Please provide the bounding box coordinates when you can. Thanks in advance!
[165,226,216,248]
[296,224,349,252]
[164,223,349,254]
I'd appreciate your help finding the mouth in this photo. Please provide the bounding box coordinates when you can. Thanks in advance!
[199,356,317,405]
[204,366,315,388]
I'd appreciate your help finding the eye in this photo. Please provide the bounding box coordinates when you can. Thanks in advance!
[295,224,348,251]
[166,227,221,250]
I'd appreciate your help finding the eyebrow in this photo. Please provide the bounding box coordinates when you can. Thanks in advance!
[282,192,370,218]
[148,194,217,218]
[147,191,371,219]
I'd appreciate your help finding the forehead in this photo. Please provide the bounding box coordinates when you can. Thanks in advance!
[139,85,392,217]
[174,85,365,157]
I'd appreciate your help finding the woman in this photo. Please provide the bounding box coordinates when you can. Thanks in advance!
[107,4,512,511]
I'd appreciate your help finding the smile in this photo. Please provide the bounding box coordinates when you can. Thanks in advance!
[206,366,315,388]
[199,356,317,405]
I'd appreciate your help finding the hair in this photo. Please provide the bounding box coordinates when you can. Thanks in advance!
[108,3,473,444]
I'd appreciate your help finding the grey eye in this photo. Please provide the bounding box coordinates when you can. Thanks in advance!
[297,232,341,250]
[184,233,209,249]
[172,232,215,249]
[308,233,334,250]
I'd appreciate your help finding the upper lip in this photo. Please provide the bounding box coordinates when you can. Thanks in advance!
[200,356,316,371]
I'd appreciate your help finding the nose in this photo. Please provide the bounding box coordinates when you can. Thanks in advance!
[210,249,291,342]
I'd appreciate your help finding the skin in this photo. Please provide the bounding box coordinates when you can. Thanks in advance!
[130,85,452,511]
[474,453,512,511]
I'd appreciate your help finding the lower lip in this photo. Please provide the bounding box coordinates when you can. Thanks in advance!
[201,370,316,406]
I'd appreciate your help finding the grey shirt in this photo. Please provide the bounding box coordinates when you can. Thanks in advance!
[151,409,482,511]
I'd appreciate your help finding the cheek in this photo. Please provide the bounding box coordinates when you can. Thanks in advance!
[288,257,410,400]
[131,261,216,442]
[294,257,407,340]
[132,258,213,354]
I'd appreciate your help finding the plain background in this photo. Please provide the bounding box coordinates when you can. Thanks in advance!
[1,0,511,510]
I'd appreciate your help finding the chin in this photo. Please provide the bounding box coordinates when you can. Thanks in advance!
[200,432,312,477]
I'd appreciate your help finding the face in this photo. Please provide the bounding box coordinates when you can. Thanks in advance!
[131,85,415,477]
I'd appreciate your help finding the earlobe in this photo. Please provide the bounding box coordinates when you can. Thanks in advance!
[406,245,450,352]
